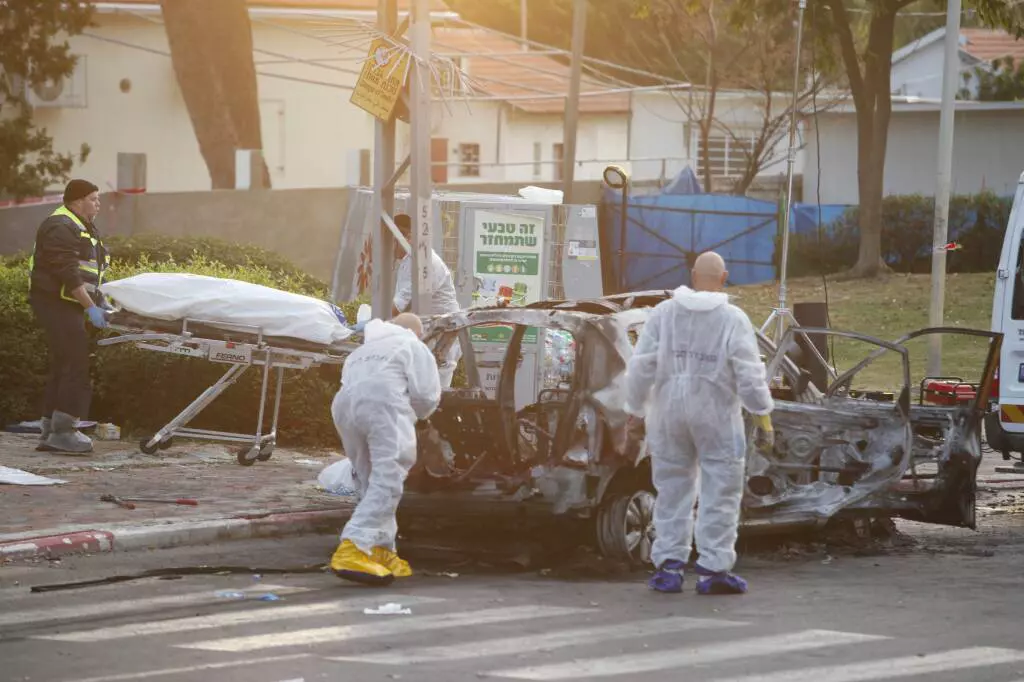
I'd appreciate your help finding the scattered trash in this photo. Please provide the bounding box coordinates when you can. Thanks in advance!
[94,423,122,440]
[0,465,67,486]
[363,603,411,615]
[822,555,834,565]
[294,459,324,468]
[318,458,359,497]
[438,571,459,579]
[252,574,263,581]
[213,590,281,601]
[100,494,136,510]
[215,590,247,600]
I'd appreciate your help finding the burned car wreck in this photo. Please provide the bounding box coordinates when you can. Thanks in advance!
[399,292,1001,565]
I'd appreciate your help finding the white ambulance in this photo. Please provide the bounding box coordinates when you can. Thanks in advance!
[988,174,1024,468]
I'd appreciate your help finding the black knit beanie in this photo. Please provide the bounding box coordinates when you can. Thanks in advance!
[63,179,99,205]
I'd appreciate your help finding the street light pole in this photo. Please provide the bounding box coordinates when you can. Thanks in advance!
[409,0,433,315]
[561,0,587,204]
[927,0,962,376]
[521,0,528,50]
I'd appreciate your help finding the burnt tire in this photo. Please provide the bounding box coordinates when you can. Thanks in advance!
[596,486,656,566]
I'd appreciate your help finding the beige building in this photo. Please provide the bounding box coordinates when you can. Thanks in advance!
[24,0,642,196]
[27,0,455,194]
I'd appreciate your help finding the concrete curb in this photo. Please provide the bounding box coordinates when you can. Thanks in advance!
[0,507,350,561]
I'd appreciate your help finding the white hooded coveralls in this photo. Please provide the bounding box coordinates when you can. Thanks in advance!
[394,249,462,387]
[333,319,442,554]
[624,286,774,573]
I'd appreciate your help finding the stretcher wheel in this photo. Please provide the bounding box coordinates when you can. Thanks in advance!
[139,438,160,455]
[158,437,174,450]
[257,442,275,461]
[237,446,259,466]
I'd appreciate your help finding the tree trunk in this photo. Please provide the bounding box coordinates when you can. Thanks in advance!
[160,0,270,189]
[831,2,898,278]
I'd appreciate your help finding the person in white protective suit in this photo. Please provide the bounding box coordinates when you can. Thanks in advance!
[391,213,462,387]
[624,251,775,595]
[329,313,442,585]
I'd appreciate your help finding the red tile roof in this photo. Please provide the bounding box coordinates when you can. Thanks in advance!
[103,0,453,11]
[961,28,1024,63]
[432,28,629,115]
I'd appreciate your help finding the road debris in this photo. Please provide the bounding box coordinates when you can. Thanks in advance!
[0,466,66,486]
[364,603,412,615]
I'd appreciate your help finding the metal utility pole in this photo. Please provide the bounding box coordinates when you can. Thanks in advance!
[371,0,398,319]
[561,0,587,205]
[409,0,433,315]
[927,0,962,376]
[520,0,528,49]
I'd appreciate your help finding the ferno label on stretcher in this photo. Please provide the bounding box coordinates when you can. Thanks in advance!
[208,341,253,365]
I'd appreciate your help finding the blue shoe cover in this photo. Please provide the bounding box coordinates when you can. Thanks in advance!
[694,564,748,595]
[648,559,686,593]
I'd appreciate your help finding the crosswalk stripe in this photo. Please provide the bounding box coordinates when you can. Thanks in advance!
[327,615,748,665]
[486,629,889,680]
[0,584,307,629]
[53,654,312,682]
[698,647,1024,682]
[33,594,445,642]
[179,605,596,653]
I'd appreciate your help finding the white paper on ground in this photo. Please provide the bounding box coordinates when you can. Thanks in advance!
[102,273,353,347]
[0,466,67,486]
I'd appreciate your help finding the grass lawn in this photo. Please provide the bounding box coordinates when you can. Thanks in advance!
[729,272,998,392]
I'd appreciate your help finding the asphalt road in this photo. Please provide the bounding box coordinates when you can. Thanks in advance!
[3,519,1024,682]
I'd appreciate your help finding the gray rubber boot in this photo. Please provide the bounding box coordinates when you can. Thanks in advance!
[35,417,53,451]
[40,411,93,453]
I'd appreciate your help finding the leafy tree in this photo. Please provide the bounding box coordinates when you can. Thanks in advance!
[0,0,93,200]
[806,0,1021,277]
[961,55,1024,100]
[456,0,1023,278]
[159,0,270,189]
[449,0,838,195]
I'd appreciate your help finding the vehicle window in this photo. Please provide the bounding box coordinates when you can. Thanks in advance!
[540,329,577,392]
[1013,237,1024,320]
[432,324,510,393]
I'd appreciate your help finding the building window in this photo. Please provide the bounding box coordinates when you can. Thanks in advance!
[553,143,564,182]
[695,129,754,179]
[458,142,480,177]
[533,142,542,177]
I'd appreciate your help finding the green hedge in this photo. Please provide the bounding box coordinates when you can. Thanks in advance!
[788,192,1012,277]
[1,238,361,447]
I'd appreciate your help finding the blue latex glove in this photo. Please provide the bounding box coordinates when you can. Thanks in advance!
[85,306,108,329]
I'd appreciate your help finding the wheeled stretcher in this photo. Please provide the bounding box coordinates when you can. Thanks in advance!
[99,311,358,465]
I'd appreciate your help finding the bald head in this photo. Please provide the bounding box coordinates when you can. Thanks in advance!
[691,251,728,292]
[392,312,424,338]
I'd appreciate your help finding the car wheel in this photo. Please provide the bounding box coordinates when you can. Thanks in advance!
[596,486,656,566]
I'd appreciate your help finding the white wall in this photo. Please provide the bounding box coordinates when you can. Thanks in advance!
[32,12,374,194]
[891,44,981,99]
[397,102,629,185]
[629,91,803,186]
[501,109,628,184]
[805,108,1024,204]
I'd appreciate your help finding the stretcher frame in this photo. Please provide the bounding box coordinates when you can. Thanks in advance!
[98,314,356,465]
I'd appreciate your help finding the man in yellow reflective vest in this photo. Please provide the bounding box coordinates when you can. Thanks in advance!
[28,179,110,453]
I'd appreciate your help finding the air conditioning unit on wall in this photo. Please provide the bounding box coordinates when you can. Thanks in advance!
[24,57,88,109]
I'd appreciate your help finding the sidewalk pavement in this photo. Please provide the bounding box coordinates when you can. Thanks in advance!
[0,432,353,562]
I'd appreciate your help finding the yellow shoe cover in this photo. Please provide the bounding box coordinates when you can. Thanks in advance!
[372,547,413,578]
[330,540,394,586]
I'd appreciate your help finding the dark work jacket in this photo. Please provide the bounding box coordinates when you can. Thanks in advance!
[29,205,109,304]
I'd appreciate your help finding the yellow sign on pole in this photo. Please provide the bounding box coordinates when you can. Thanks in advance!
[350,38,410,121]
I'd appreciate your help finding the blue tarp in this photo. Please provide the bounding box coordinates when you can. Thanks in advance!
[604,192,779,289]
[790,203,851,236]
[660,167,704,196]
